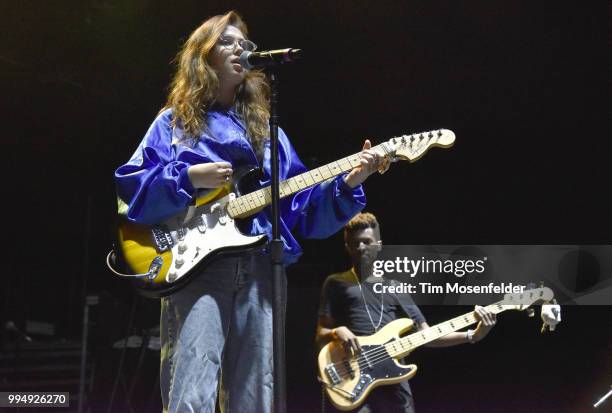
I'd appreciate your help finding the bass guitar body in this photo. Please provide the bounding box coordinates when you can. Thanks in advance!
[318,319,418,411]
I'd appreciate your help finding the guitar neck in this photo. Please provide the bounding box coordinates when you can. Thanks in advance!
[226,143,388,218]
[224,129,457,218]
[387,302,510,359]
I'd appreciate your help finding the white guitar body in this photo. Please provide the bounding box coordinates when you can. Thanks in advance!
[161,192,267,285]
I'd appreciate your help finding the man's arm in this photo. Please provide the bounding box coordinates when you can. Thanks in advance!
[316,315,361,354]
[424,305,497,348]
[422,325,472,347]
[315,315,337,348]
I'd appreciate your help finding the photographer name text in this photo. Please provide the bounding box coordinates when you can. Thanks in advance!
[373,282,526,295]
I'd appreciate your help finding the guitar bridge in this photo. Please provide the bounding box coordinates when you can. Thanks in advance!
[325,364,341,386]
[152,226,174,252]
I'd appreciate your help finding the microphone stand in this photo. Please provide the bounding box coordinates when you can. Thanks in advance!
[267,66,287,413]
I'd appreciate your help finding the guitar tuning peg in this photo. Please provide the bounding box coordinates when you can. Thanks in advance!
[526,308,535,318]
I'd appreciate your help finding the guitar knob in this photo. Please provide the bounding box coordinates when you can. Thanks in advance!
[175,257,185,268]
[167,271,177,282]
[178,242,188,254]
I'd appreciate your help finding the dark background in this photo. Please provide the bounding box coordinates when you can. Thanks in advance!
[2,1,610,412]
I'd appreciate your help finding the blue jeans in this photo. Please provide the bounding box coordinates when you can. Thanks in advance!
[160,249,279,412]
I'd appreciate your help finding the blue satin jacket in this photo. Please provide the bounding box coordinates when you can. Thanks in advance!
[115,108,366,265]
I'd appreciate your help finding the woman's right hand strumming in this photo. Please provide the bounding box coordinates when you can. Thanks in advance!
[187,161,233,188]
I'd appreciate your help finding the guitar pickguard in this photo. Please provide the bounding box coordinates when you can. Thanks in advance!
[118,191,267,297]
[328,340,414,402]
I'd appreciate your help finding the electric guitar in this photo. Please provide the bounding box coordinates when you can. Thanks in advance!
[112,129,455,297]
[317,287,555,411]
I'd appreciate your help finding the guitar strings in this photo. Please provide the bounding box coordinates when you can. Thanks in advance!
[332,321,466,379]
[332,328,448,378]
[341,308,491,375]
[333,306,503,379]
[230,141,399,215]
[328,291,543,383]
[328,304,505,379]
[333,289,550,382]
[346,313,475,371]
[345,301,505,370]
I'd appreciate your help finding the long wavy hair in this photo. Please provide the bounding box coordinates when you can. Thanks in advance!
[162,11,270,151]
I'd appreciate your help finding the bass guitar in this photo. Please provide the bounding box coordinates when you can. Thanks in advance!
[317,287,555,411]
[111,129,455,297]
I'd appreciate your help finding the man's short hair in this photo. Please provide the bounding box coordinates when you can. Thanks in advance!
[344,212,379,241]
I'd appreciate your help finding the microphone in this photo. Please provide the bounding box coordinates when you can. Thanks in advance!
[239,48,302,69]
[4,321,33,342]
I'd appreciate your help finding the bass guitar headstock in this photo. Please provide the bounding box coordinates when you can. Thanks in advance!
[501,286,555,311]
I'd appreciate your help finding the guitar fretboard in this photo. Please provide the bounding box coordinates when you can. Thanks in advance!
[225,129,455,218]
[226,143,389,218]
[385,302,510,358]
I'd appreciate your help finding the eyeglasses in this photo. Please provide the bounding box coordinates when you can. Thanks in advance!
[217,35,258,52]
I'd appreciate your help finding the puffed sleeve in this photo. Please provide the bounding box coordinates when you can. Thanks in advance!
[115,110,196,225]
[278,130,367,239]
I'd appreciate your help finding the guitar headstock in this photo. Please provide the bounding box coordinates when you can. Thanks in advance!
[501,286,555,311]
[384,129,456,163]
